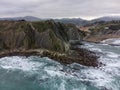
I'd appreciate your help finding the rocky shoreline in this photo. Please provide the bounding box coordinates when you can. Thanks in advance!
[0,20,100,67]
[0,47,100,67]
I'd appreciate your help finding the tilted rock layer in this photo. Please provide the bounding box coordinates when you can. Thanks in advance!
[0,20,82,52]
[0,20,99,67]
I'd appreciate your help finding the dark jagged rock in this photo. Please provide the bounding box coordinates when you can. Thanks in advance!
[0,49,99,67]
[0,20,99,67]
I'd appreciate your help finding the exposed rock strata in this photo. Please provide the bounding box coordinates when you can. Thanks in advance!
[0,20,99,67]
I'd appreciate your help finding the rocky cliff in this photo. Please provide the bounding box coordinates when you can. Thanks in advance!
[0,20,99,67]
[0,20,82,52]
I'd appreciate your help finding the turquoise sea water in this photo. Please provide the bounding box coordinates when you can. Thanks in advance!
[0,42,120,90]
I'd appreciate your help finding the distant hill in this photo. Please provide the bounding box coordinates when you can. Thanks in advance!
[54,18,88,26]
[0,16,41,21]
[92,16,120,22]
[0,16,88,26]
[54,16,120,26]
[1,16,120,26]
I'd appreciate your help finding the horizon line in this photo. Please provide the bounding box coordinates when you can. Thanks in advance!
[0,14,120,21]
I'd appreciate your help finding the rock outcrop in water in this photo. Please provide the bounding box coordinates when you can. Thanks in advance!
[0,20,98,66]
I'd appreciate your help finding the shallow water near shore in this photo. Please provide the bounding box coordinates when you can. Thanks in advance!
[0,42,120,90]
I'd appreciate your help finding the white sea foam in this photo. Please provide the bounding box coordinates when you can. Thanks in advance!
[81,42,120,90]
[90,48,102,52]
[99,56,120,76]
[44,69,64,77]
[113,40,120,44]
[58,80,66,90]
[0,56,43,71]
[101,38,120,45]
[106,52,119,58]
[0,42,120,90]
[79,68,114,87]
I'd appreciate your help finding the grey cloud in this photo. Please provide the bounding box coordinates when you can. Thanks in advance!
[0,0,119,19]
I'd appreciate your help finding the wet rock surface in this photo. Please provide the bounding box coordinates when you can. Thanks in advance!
[0,47,99,67]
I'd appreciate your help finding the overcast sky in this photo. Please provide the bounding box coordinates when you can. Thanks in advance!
[0,0,120,20]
